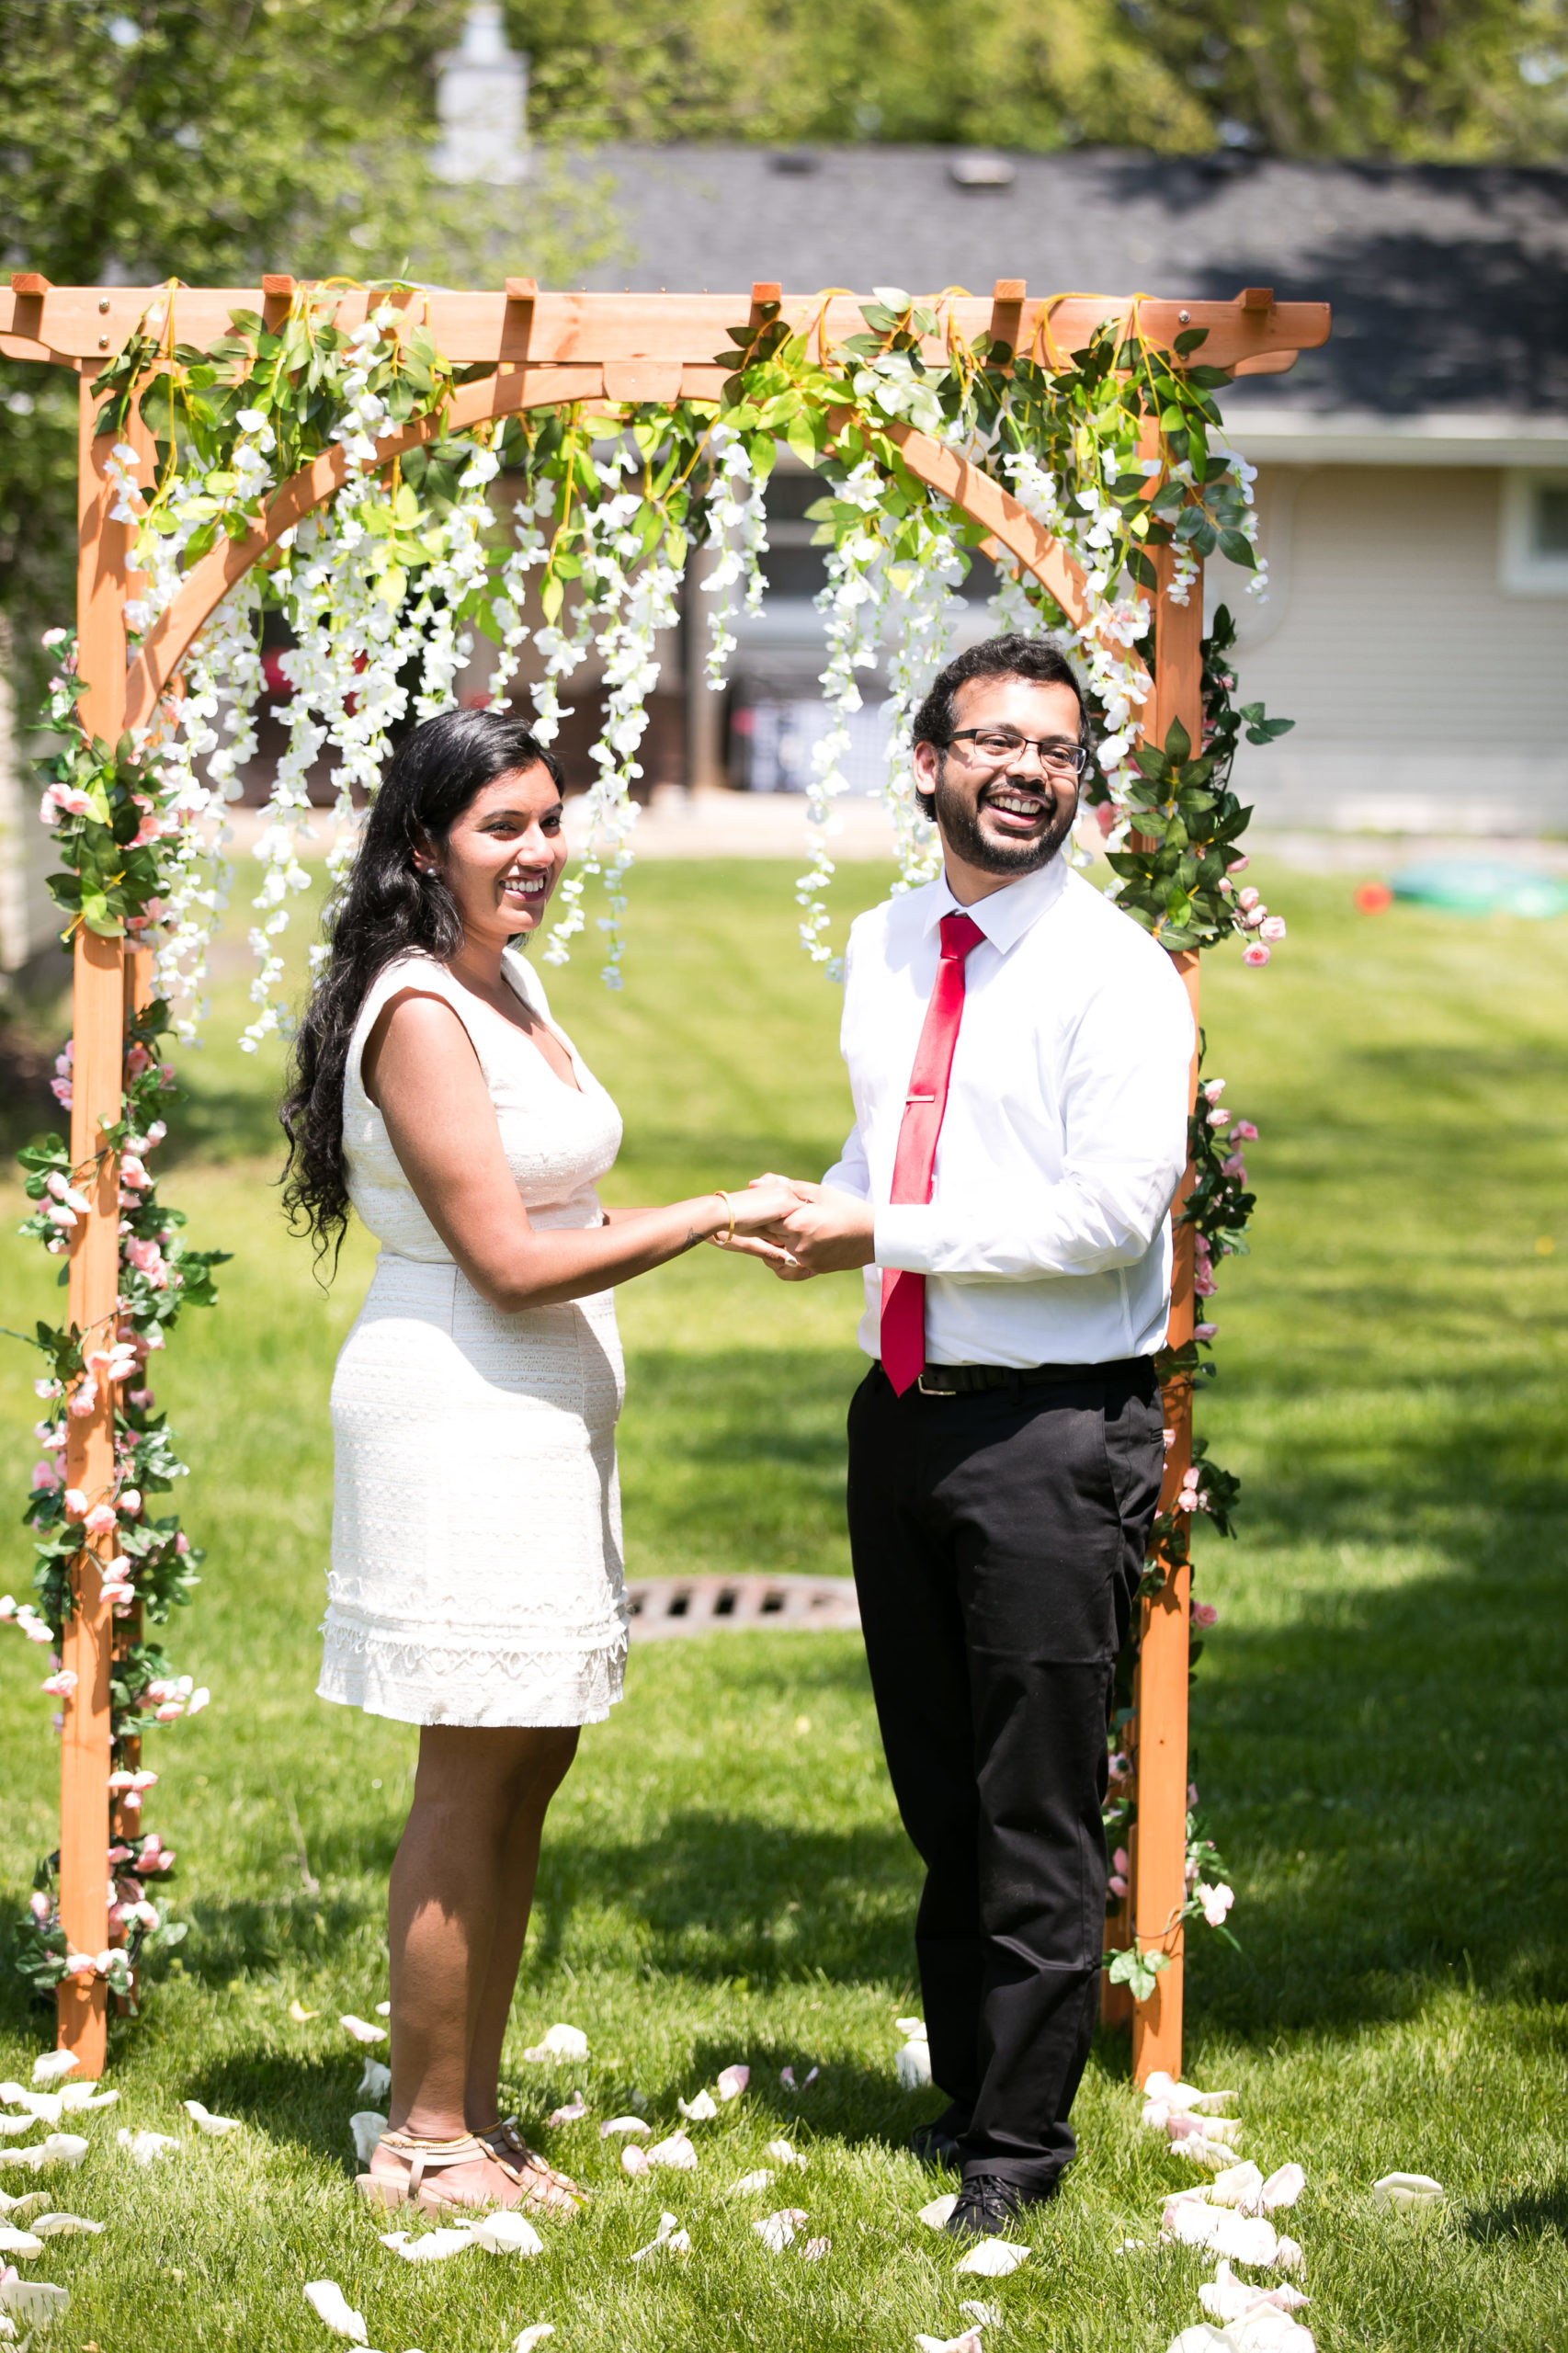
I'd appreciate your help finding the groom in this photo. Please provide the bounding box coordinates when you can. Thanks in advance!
[755,634,1194,2239]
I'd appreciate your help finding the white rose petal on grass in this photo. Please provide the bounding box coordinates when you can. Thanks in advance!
[725,2171,775,2197]
[32,2135,87,2170]
[374,2001,390,2017]
[303,2279,368,2342]
[547,2093,587,2128]
[0,2274,69,2327]
[1274,2236,1304,2275]
[645,2132,698,2172]
[0,2094,61,2126]
[801,2235,831,2260]
[379,2225,479,2265]
[716,2065,750,2102]
[470,2209,544,2256]
[289,2000,319,2022]
[0,2125,36,2144]
[915,2333,983,2353]
[918,2192,959,2229]
[1260,2165,1305,2212]
[514,2328,555,2353]
[959,2302,1001,2330]
[0,2226,43,2259]
[621,2144,651,2177]
[894,2017,925,2036]
[0,2195,47,2220]
[29,2056,78,2089]
[117,2129,177,2167]
[184,2100,242,2136]
[1143,2072,1238,2117]
[954,2237,1029,2278]
[522,2025,588,2063]
[1372,2173,1444,2213]
[350,2112,387,2166]
[1175,2134,1246,2173]
[763,2138,806,2169]
[28,2214,103,2238]
[631,2211,690,2263]
[677,2091,718,2123]
[1200,2259,1311,2325]
[600,2117,650,2140]
[896,2039,934,2091]
[755,2208,807,2253]
[56,2084,117,2112]
[358,2060,392,2104]
[1208,2163,1265,2212]
[339,2016,387,2046]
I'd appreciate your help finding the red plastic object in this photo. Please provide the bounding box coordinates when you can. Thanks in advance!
[1355,881,1393,914]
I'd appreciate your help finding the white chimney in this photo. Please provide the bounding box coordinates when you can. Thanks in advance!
[436,3,528,184]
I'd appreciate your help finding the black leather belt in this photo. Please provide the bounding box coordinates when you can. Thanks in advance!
[908,1357,1152,1396]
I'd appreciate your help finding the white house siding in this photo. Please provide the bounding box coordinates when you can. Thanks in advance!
[1226,465,1568,834]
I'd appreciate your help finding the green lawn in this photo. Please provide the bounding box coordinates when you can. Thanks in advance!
[2,857,1565,2352]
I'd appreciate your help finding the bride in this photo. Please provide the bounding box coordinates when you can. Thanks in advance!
[280,708,795,2219]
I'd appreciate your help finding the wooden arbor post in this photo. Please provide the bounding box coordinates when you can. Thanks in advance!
[55,376,140,2073]
[4,274,1325,2078]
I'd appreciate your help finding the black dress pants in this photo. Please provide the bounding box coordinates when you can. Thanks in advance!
[847,1357,1165,2190]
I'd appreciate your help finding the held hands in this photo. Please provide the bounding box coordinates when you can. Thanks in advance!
[711,1174,878,1280]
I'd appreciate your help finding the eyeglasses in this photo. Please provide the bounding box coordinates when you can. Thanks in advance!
[946,729,1091,779]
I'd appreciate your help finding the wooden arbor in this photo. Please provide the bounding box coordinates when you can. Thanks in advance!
[0,272,1329,2081]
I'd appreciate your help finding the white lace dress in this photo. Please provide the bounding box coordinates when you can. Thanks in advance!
[318,948,630,1727]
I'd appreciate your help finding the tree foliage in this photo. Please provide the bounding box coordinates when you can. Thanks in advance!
[512,0,1568,160]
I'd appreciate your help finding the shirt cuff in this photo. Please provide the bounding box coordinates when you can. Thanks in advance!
[874,1203,937,1273]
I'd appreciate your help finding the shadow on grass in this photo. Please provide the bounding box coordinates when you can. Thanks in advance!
[1460,2181,1568,2245]
[1185,1358,1568,2041]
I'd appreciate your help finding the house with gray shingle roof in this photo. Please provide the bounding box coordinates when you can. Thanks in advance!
[573,141,1568,833]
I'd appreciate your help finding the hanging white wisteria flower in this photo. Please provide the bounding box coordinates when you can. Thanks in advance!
[699,425,770,691]
[799,460,891,970]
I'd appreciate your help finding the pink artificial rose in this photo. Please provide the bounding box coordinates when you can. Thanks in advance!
[175,1530,189,1554]
[1232,1120,1258,1142]
[84,1502,118,1535]
[1202,1078,1225,1104]
[1242,943,1270,967]
[30,1459,60,1491]
[1258,915,1286,943]
[119,1488,142,1516]
[29,1892,50,1922]
[1108,1874,1128,1900]
[1192,1600,1219,1628]
[1112,1846,1131,1876]
[1206,1106,1233,1128]
[124,1043,152,1079]
[1194,1270,1217,1298]
[1194,1322,1218,1341]
[63,1488,89,1521]
[1236,886,1260,910]
[1197,1881,1234,1927]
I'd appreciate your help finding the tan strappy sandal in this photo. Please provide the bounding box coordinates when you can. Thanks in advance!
[357,2128,519,2214]
[473,2116,585,2217]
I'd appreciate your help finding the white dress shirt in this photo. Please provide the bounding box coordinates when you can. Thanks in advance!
[822,851,1195,1370]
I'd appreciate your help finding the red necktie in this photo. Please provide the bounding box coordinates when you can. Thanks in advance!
[880,910,987,1395]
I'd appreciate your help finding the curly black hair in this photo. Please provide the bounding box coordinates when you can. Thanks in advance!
[278,708,562,1267]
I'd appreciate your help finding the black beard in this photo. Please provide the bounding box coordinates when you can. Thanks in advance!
[931,768,1075,877]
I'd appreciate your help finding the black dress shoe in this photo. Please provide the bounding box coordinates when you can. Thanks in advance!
[943,2170,1057,2242]
[910,2118,963,2171]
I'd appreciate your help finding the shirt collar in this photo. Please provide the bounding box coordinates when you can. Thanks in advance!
[925,848,1071,954]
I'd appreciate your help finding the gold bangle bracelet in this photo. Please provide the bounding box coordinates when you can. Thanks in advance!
[713,1188,735,1245]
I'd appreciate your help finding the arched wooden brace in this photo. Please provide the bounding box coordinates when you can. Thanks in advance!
[125,365,1109,733]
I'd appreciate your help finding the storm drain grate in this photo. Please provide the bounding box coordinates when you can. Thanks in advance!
[625,1573,860,1642]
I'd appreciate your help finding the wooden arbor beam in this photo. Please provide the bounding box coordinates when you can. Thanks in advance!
[2,280,1330,377]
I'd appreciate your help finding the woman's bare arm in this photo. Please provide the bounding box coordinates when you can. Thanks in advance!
[365,991,795,1312]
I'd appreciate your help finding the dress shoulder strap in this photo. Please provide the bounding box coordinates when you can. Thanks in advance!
[347,954,479,1103]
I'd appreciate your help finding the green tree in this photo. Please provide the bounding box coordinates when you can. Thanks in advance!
[0,0,611,705]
